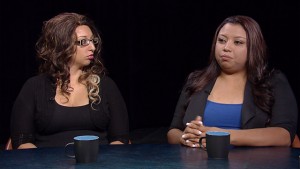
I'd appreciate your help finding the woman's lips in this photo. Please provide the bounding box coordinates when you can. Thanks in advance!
[220,54,231,61]
[88,55,94,60]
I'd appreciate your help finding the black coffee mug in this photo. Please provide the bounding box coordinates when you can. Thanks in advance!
[65,135,99,163]
[199,131,230,159]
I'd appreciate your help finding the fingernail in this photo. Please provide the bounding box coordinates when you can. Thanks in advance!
[198,131,202,135]
[186,140,190,143]
[199,121,203,125]
[182,134,186,138]
[186,123,190,126]
[192,144,196,147]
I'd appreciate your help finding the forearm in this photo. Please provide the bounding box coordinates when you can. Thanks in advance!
[228,127,291,146]
[167,128,183,144]
[18,143,37,149]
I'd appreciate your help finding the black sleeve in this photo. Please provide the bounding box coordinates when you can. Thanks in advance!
[169,88,189,131]
[270,71,298,143]
[101,76,130,144]
[10,77,37,148]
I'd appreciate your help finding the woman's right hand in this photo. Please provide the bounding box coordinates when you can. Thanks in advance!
[180,116,204,147]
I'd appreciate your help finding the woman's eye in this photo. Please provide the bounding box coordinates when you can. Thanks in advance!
[234,41,244,45]
[81,39,88,45]
[217,38,226,43]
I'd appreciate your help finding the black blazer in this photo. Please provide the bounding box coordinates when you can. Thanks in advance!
[170,71,298,143]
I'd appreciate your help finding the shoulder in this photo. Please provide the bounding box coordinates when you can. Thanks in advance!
[99,75,125,101]
[21,74,54,90]
[100,75,117,87]
[101,75,114,84]
[25,73,52,83]
[270,70,289,84]
[100,75,120,91]
[268,70,294,93]
[187,70,206,80]
[22,74,45,86]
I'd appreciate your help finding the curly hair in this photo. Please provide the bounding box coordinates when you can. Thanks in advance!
[36,12,105,108]
[185,15,274,115]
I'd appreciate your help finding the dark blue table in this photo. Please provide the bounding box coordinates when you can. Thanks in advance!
[1,144,299,169]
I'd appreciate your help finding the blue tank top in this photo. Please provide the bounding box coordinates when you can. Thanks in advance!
[203,100,242,129]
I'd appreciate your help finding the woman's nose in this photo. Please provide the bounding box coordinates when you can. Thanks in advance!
[224,42,232,51]
[88,42,96,51]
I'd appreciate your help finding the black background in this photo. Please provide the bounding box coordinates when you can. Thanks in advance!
[0,0,299,146]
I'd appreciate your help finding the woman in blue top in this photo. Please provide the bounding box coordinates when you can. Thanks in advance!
[167,15,298,148]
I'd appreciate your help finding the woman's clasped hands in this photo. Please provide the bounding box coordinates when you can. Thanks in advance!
[181,116,204,148]
[180,116,218,148]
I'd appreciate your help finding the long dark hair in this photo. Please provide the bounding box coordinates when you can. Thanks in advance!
[185,15,274,114]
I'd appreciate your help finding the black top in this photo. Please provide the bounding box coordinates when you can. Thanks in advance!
[169,71,298,143]
[10,74,129,148]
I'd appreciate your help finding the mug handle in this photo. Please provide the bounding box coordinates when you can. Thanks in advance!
[65,142,75,158]
[199,137,206,149]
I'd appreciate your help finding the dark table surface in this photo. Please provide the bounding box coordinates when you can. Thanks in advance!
[1,144,300,169]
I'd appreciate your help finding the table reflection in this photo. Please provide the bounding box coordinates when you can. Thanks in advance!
[179,145,296,169]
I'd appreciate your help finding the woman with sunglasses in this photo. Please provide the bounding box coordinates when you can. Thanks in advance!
[10,12,130,149]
